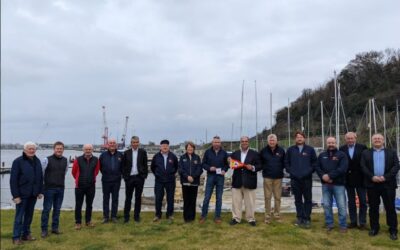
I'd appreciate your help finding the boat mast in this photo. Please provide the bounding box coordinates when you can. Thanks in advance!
[334,71,340,145]
[288,98,291,147]
[255,81,259,151]
[372,98,377,134]
[368,99,372,147]
[270,92,273,134]
[307,99,310,144]
[383,105,386,147]
[240,80,244,137]
[321,101,324,149]
[396,99,399,158]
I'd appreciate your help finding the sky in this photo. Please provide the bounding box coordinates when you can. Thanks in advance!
[1,0,400,145]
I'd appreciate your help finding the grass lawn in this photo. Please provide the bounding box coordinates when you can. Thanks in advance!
[0,210,399,249]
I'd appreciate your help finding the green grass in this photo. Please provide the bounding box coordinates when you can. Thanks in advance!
[1,210,399,249]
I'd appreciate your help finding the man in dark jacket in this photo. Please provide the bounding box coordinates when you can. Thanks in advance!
[122,136,148,223]
[99,138,123,223]
[200,136,229,224]
[229,136,261,226]
[179,141,203,222]
[284,131,317,228]
[361,133,399,241]
[151,139,178,222]
[339,132,368,229]
[259,134,286,223]
[316,137,348,233]
[40,141,68,238]
[10,141,43,245]
[72,144,100,230]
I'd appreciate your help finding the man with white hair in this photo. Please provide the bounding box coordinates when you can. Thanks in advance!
[72,144,100,230]
[361,133,399,240]
[229,136,261,226]
[10,141,43,245]
[339,132,368,229]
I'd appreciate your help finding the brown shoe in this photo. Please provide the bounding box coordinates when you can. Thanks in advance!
[214,218,222,224]
[21,235,36,241]
[75,223,82,230]
[86,222,95,228]
[12,239,23,245]
[199,217,206,224]
[340,228,348,233]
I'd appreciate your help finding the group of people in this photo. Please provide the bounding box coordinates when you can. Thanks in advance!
[9,131,399,245]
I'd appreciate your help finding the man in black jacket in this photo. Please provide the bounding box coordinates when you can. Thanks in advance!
[339,132,368,229]
[99,139,123,223]
[151,139,178,222]
[41,141,68,238]
[122,136,148,223]
[229,136,261,226]
[259,134,286,224]
[361,133,399,241]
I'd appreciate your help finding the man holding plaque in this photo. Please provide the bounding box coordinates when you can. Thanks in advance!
[229,136,261,226]
[200,136,229,224]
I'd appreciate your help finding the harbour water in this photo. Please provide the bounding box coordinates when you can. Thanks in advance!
[1,149,398,213]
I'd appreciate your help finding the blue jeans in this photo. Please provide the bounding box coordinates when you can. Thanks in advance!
[201,174,224,219]
[322,184,347,228]
[13,197,37,239]
[41,188,64,232]
[346,186,367,225]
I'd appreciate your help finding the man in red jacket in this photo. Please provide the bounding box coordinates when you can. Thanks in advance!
[72,144,100,230]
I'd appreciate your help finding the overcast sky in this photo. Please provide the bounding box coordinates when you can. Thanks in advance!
[1,0,399,145]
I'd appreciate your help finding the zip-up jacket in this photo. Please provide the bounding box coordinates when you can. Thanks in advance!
[202,147,229,174]
[315,149,348,185]
[151,151,178,183]
[259,145,286,179]
[99,150,123,183]
[179,153,203,186]
[72,155,100,188]
[284,144,317,179]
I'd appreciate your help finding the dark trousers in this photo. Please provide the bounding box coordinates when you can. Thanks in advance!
[346,186,367,225]
[154,181,175,218]
[41,188,64,232]
[182,185,199,222]
[124,175,145,221]
[13,197,37,240]
[291,177,313,222]
[367,185,398,234]
[75,185,96,224]
[102,180,121,219]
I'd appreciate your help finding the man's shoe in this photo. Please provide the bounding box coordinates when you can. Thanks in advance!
[348,223,358,229]
[12,239,23,245]
[41,231,48,238]
[134,217,140,223]
[199,217,206,224]
[124,218,129,224]
[214,218,222,224]
[302,220,311,229]
[111,218,118,223]
[51,229,62,235]
[249,221,256,227]
[230,219,239,226]
[358,224,367,230]
[86,222,95,228]
[153,216,161,222]
[75,223,82,230]
[369,229,379,236]
[326,226,334,233]
[340,228,348,233]
[274,216,283,223]
[265,217,271,224]
[102,218,109,224]
[389,233,398,241]
[21,235,36,241]
[293,219,303,227]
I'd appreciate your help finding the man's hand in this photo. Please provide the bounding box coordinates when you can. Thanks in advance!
[13,197,21,204]
[372,176,382,183]
[378,176,385,182]
[188,176,194,183]
[37,194,44,199]
[210,166,216,172]
[245,164,253,171]
[227,157,232,163]
[322,174,331,183]
[221,170,226,176]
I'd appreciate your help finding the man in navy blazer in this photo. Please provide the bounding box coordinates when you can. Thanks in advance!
[10,142,44,245]
[339,132,368,229]
[229,136,261,226]
[361,133,399,240]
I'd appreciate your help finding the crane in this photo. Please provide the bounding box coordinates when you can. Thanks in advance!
[101,106,109,150]
[119,116,129,150]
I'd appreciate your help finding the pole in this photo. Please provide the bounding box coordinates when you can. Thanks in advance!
[301,116,304,132]
[255,81,259,151]
[383,105,386,147]
[307,99,310,144]
[334,71,340,145]
[231,123,234,152]
[288,98,291,147]
[396,99,399,158]
[240,80,244,137]
[321,101,324,149]
[369,99,372,147]
[270,92,273,134]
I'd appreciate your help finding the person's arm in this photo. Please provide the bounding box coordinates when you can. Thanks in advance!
[94,159,100,177]
[178,156,189,179]
[38,159,44,197]
[284,148,291,174]
[327,153,348,180]
[253,152,262,172]
[223,152,230,172]
[99,154,104,174]
[173,154,179,174]
[361,150,374,180]
[202,151,211,171]
[150,155,156,176]
[192,156,204,178]
[310,148,318,173]
[10,159,21,199]
[71,159,79,179]
[383,150,400,182]
[142,150,149,178]
[314,155,324,179]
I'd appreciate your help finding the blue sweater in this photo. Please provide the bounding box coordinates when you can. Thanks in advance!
[10,153,43,199]
[316,149,348,185]
[284,144,317,179]
[259,145,286,179]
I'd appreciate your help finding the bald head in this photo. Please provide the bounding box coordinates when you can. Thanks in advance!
[83,144,93,157]
[108,138,117,152]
